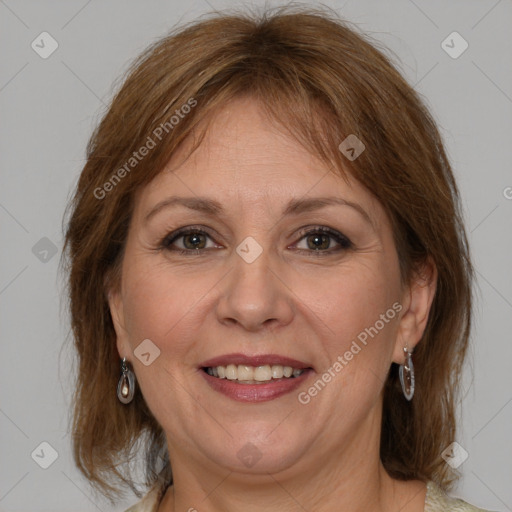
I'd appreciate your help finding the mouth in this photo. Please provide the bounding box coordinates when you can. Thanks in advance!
[202,364,307,383]
[198,353,314,402]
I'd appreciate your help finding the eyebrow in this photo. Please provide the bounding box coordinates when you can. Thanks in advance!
[144,195,374,228]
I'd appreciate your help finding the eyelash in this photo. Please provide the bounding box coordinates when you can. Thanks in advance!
[159,225,353,257]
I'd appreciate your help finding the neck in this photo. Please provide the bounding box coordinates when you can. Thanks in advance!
[163,455,397,512]
[158,411,423,512]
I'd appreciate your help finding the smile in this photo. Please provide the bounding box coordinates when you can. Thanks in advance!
[204,364,304,383]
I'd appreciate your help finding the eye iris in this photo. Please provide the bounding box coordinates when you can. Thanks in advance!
[183,232,206,250]
[307,233,330,250]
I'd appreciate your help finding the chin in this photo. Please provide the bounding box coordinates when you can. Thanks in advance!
[200,425,312,475]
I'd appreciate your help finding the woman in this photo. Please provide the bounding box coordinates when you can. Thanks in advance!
[62,6,494,512]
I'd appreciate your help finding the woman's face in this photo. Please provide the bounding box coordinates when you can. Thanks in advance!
[109,96,429,480]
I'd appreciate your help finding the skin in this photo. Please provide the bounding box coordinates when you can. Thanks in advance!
[108,96,437,512]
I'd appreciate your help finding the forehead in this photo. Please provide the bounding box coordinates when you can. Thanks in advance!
[133,96,384,227]
[170,97,330,187]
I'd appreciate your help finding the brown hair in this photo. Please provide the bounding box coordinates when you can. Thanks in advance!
[61,4,473,501]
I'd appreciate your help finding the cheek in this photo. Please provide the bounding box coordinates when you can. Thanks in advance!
[299,258,401,395]
[121,274,174,341]
[119,262,208,422]
[302,261,399,340]
[120,258,218,358]
[121,252,177,325]
[302,267,400,423]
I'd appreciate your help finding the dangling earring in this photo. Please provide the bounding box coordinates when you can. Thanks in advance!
[117,357,136,404]
[399,346,415,401]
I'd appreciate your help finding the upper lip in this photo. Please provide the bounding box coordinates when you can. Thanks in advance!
[200,353,313,370]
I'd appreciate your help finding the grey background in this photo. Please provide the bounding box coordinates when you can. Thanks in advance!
[1,0,511,511]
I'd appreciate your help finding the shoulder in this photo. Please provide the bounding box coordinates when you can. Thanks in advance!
[425,480,496,512]
[124,482,165,512]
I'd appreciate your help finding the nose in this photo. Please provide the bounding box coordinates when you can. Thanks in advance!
[215,241,295,333]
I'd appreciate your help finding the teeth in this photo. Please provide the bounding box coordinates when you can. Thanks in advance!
[205,364,305,382]
[225,364,237,380]
[271,365,284,378]
[238,365,253,381]
[254,365,271,381]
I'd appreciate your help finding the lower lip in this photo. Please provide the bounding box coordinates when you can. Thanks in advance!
[200,369,314,402]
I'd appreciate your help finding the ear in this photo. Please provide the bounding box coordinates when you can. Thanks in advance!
[106,285,131,360]
[393,256,437,364]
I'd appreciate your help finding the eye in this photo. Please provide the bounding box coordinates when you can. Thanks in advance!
[160,226,219,255]
[292,226,353,256]
[159,225,353,257]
